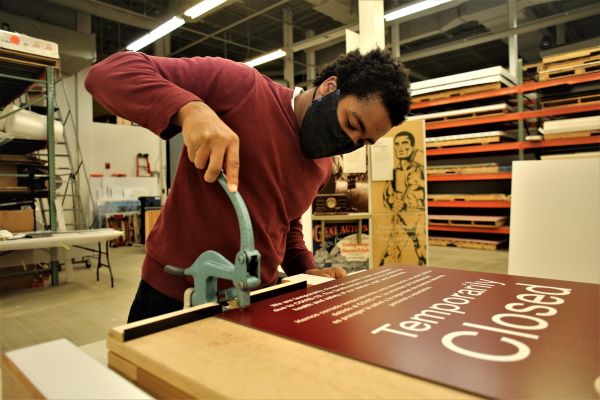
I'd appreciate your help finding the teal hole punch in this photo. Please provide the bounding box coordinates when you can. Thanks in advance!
[164,171,261,309]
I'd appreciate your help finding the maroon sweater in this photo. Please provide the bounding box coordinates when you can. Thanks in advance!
[85,52,332,301]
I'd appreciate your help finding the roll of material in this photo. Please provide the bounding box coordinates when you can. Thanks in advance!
[4,107,64,142]
[0,104,18,131]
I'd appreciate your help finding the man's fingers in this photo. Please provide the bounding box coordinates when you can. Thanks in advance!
[335,267,348,278]
[186,144,197,165]
[224,142,240,192]
[204,147,225,183]
[193,146,210,171]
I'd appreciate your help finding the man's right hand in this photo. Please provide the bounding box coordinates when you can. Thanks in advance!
[176,101,240,192]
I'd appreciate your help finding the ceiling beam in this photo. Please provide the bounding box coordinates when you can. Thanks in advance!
[44,0,157,30]
[44,0,264,54]
[400,3,600,62]
[170,0,291,57]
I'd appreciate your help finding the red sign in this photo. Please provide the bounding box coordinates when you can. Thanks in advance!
[220,265,600,399]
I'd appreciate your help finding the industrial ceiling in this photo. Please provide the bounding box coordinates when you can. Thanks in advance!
[1,0,599,84]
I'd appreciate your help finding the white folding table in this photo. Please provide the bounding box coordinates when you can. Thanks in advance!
[0,228,123,286]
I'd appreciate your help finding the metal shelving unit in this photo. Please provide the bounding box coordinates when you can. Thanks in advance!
[0,49,60,283]
[427,136,600,156]
[419,65,599,246]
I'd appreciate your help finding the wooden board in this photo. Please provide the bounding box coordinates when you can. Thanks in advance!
[411,82,501,103]
[429,236,505,250]
[2,356,45,400]
[144,209,161,242]
[428,214,508,228]
[542,130,600,140]
[0,48,60,69]
[107,311,475,399]
[428,163,500,175]
[541,92,600,108]
[428,193,509,201]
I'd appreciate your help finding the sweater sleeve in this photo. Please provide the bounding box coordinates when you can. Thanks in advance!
[280,217,317,276]
[84,51,255,139]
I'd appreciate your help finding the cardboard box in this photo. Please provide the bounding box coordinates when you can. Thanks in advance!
[0,164,18,187]
[0,265,50,292]
[0,209,34,232]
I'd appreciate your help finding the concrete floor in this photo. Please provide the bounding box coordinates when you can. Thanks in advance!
[0,244,507,353]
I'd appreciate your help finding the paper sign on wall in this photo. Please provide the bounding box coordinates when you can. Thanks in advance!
[370,137,394,181]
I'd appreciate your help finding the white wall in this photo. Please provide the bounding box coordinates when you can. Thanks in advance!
[66,67,163,226]
[88,123,160,177]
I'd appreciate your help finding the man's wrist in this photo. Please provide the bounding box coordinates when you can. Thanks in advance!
[174,100,205,126]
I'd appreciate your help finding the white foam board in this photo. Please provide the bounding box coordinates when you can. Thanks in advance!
[407,103,510,121]
[508,159,600,284]
[539,115,600,134]
[5,339,152,399]
[411,66,516,96]
[426,130,509,143]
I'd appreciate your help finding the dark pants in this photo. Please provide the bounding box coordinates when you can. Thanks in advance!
[127,279,183,323]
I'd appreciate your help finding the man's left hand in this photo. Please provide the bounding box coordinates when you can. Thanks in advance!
[306,267,347,279]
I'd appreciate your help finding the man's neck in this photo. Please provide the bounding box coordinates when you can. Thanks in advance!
[294,87,317,127]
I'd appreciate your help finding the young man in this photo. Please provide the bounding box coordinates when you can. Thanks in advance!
[85,48,411,322]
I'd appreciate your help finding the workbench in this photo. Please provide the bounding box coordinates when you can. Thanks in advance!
[0,228,123,286]
[2,275,473,399]
[106,308,475,399]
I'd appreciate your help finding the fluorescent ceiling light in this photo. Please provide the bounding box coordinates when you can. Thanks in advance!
[127,17,185,52]
[244,49,287,68]
[384,0,453,22]
[185,0,229,19]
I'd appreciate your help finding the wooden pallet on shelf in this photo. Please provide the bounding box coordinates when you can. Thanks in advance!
[541,92,600,108]
[542,46,600,65]
[411,103,512,123]
[411,82,502,103]
[426,134,515,149]
[428,162,501,175]
[538,57,600,81]
[428,193,510,201]
[429,236,506,251]
[428,214,508,228]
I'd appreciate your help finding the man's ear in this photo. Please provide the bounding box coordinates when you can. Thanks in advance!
[318,76,337,96]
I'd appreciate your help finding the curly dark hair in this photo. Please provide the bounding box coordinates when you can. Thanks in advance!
[313,48,411,126]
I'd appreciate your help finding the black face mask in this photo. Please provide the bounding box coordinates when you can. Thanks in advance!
[299,90,363,159]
